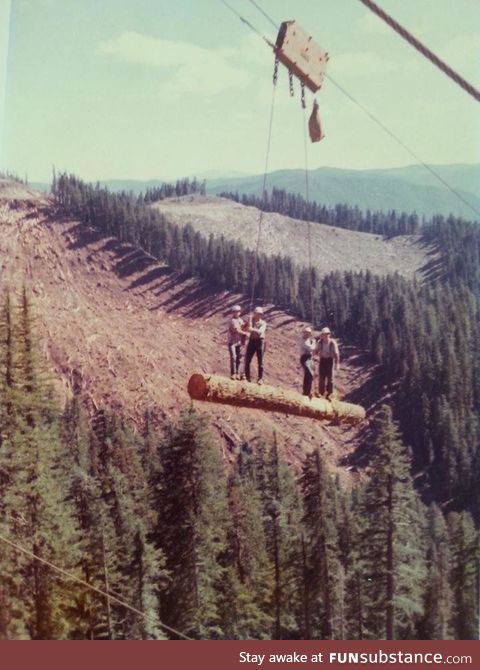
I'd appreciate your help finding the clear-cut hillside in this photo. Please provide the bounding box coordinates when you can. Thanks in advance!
[153,195,437,279]
[0,185,376,479]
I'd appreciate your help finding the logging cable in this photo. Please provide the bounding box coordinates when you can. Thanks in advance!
[221,0,480,220]
[0,530,193,640]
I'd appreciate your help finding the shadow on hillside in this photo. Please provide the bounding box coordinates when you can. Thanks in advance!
[151,279,271,319]
[62,221,106,249]
[60,219,256,318]
[62,222,170,283]
[336,348,395,469]
[417,239,445,283]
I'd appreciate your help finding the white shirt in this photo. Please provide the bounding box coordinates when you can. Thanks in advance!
[227,317,245,346]
[249,318,267,340]
[299,336,317,356]
[318,337,339,358]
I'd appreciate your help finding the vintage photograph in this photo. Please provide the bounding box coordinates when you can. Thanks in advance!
[0,0,479,642]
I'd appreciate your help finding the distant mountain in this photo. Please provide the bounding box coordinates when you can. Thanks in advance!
[207,164,480,220]
[30,164,480,219]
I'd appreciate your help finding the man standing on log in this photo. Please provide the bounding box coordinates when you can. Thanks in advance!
[317,326,340,400]
[245,306,267,385]
[227,305,246,380]
[299,326,317,398]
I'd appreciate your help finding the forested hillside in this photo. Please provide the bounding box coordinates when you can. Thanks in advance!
[219,188,422,237]
[0,173,478,639]
[0,294,477,639]
[52,173,480,517]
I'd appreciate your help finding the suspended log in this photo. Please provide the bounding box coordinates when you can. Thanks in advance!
[187,373,365,424]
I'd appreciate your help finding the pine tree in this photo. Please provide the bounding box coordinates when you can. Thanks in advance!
[255,435,304,639]
[448,511,479,640]
[154,408,229,638]
[218,465,273,639]
[0,290,80,639]
[360,406,426,640]
[419,504,454,639]
[300,448,342,639]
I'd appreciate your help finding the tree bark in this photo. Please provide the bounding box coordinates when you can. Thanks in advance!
[188,373,366,424]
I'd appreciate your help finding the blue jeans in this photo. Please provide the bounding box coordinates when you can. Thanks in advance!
[228,343,242,376]
[300,354,314,396]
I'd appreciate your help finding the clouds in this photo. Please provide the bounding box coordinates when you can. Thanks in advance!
[98,31,252,96]
[331,51,398,78]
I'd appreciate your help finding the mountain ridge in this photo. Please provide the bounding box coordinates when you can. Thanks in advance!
[30,163,479,219]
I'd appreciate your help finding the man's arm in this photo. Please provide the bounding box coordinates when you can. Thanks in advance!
[334,340,340,369]
[250,320,267,337]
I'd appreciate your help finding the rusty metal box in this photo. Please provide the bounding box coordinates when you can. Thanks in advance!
[275,20,329,93]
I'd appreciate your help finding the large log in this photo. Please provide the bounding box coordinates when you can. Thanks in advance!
[187,373,366,424]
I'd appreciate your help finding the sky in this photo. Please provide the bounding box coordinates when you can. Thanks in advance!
[1,0,479,181]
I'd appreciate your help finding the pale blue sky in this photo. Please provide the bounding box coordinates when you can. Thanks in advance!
[1,0,479,181]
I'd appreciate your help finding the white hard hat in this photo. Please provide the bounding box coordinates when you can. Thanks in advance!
[320,327,331,334]
[232,304,241,312]
[253,306,264,315]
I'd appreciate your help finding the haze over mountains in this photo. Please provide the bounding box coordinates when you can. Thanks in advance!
[32,163,479,220]
[207,164,480,220]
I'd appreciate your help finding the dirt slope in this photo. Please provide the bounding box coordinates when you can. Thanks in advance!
[153,195,436,279]
[0,186,376,478]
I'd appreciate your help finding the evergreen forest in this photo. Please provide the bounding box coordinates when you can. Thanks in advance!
[0,172,478,639]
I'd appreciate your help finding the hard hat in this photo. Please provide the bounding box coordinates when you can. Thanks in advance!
[253,306,264,315]
[232,304,241,312]
[320,327,331,334]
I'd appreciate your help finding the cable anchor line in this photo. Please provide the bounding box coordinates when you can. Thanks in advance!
[357,0,480,103]
[0,530,193,640]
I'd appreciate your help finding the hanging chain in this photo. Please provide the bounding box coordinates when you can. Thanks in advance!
[288,71,294,96]
[273,56,279,85]
[301,82,306,109]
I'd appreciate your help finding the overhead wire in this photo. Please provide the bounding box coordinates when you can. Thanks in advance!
[249,79,277,311]
[357,0,480,104]
[247,0,278,31]
[219,0,273,47]
[0,530,193,640]
[324,74,480,219]
[223,0,480,220]
[302,104,315,327]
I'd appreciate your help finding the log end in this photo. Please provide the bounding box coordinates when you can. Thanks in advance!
[188,373,209,400]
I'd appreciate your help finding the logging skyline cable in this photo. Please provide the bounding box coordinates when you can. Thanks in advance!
[357,0,480,104]
[302,103,315,327]
[219,0,480,220]
[249,78,277,311]
[0,530,193,640]
[219,0,273,47]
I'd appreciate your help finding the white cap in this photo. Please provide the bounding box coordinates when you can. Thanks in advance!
[232,304,241,312]
[253,306,264,315]
[320,327,331,334]
[303,326,312,333]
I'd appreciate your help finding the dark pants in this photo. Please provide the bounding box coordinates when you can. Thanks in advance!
[245,339,264,382]
[319,358,334,396]
[300,354,314,396]
[228,344,242,376]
